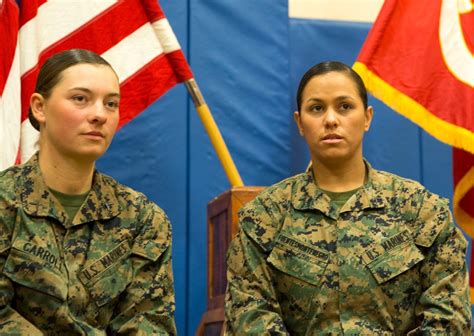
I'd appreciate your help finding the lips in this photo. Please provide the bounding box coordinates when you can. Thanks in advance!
[84,131,104,138]
[322,133,342,140]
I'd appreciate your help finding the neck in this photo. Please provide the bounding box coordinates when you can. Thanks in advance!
[39,144,95,195]
[311,156,366,192]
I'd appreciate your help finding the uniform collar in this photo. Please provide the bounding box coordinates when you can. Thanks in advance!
[20,153,121,228]
[291,160,386,219]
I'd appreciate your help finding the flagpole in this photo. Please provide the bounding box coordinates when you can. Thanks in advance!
[185,79,244,187]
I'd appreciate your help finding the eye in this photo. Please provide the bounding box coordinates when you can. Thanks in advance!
[105,100,119,110]
[339,102,352,111]
[309,104,324,113]
[72,95,87,104]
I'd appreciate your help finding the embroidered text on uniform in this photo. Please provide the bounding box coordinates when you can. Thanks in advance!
[23,242,61,271]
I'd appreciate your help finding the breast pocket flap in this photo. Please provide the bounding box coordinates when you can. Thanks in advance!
[267,240,328,287]
[3,248,67,302]
[365,241,424,284]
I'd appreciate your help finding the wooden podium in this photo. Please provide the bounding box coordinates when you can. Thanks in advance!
[196,186,264,336]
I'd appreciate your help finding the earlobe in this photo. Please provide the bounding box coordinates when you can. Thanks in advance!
[364,106,374,131]
[30,93,46,124]
[293,111,304,136]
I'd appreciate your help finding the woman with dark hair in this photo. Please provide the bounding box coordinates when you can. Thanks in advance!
[0,49,176,335]
[225,61,471,335]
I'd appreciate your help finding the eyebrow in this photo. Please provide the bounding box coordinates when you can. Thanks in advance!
[334,95,355,101]
[305,95,355,103]
[69,87,121,98]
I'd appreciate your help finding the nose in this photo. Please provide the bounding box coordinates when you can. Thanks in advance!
[89,101,107,124]
[323,108,338,128]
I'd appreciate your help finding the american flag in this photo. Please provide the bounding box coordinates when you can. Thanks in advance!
[0,0,193,170]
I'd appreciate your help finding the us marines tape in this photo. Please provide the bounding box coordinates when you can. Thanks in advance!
[79,240,131,284]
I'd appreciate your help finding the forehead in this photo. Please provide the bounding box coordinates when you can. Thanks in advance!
[302,71,359,99]
[55,63,119,91]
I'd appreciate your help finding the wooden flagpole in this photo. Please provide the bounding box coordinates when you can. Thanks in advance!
[185,79,244,187]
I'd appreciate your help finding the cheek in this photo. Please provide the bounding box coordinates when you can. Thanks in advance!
[60,112,84,129]
[300,115,320,131]
[48,103,83,130]
[350,116,368,132]
[302,121,322,139]
[110,113,119,128]
[106,114,120,135]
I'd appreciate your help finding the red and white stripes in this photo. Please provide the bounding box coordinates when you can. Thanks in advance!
[0,0,21,169]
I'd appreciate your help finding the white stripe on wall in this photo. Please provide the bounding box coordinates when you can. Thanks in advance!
[288,0,384,23]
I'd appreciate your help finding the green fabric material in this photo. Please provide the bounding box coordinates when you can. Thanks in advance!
[321,187,361,209]
[49,188,89,225]
[225,161,471,335]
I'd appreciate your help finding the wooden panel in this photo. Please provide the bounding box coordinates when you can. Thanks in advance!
[197,186,264,336]
[207,187,264,307]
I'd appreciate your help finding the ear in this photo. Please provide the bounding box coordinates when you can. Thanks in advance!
[364,106,373,132]
[293,111,304,136]
[30,93,46,125]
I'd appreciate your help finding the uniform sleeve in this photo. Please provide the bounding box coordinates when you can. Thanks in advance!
[108,204,177,335]
[409,197,472,335]
[0,203,43,335]
[224,198,289,336]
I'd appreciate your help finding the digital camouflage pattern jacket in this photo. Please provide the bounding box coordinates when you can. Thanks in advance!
[0,154,176,335]
[225,162,471,335]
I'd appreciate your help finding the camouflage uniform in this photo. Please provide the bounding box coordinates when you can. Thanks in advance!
[225,162,471,335]
[0,154,177,335]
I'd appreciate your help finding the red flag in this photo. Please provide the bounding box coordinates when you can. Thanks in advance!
[0,0,193,170]
[353,0,473,299]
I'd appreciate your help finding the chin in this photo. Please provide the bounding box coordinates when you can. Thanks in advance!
[73,149,106,162]
[315,151,355,166]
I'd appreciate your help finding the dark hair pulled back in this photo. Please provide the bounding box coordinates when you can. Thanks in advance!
[29,49,114,130]
[296,61,368,112]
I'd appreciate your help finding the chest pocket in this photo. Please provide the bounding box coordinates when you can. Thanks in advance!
[3,244,67,302]
[267,234,329,286]
[79,240,133,307]
[363,232,425,284]
[267,244,328,286]
[266,234,329,323]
